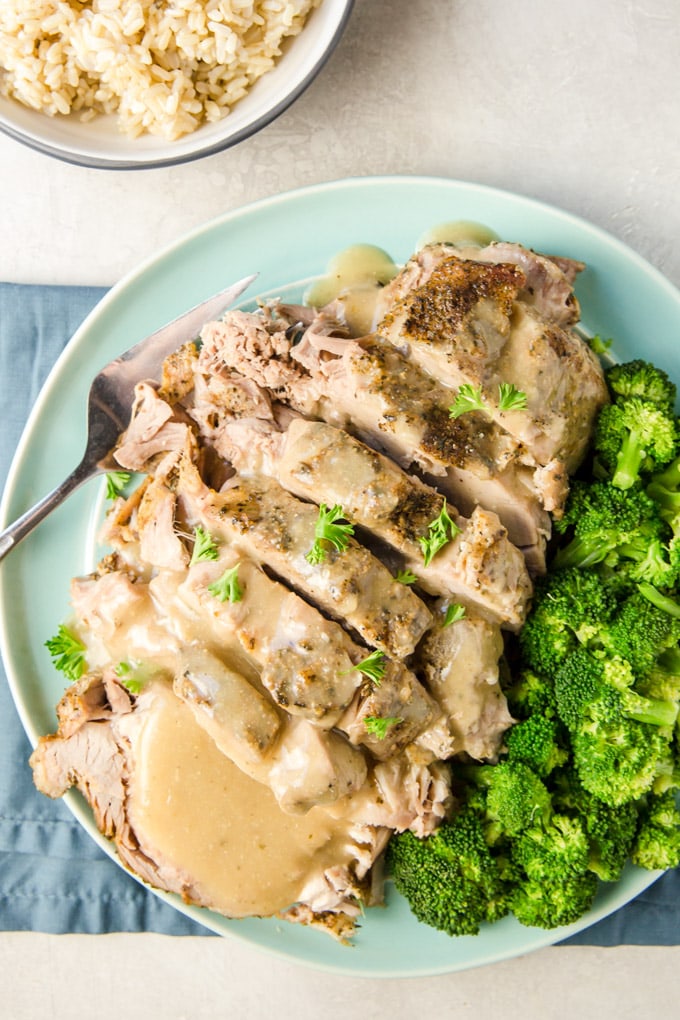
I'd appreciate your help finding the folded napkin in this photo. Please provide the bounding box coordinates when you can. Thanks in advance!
[0,281,677,943]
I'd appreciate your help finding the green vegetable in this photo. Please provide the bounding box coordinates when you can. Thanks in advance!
[363,715,403,739]
[593,361,678,490]
[448,382,527,418]
[395,568,418,585]
[387,807,511,936]
[105,470,131,499]
[207,564,243,603]
[518,566,617,675]
[385,358,680,939]
[45,624,86,681]
[448,383,486,418]
[631,791,680,870]
[554,648,677,805]
[552,481,673,584]
[497,382,528,412]
[305,503,354,565]
[509,872,599,930]
[349,650,387,685]
[190,525,219,564]
[605,359,677,409]
[505,715,568,778]
[419,503,460,566]
[442,603,466,627]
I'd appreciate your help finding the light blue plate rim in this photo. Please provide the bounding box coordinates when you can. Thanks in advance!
[0,174,677,976]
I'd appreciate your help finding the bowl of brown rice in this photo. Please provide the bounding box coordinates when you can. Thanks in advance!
[0,0,353,170]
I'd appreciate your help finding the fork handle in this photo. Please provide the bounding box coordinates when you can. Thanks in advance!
[0,461,96,563]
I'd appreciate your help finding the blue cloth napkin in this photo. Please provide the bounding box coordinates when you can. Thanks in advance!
[0,281,677,943]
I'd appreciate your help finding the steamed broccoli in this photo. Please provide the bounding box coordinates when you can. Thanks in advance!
[461,761,553,840]
[552,481,670,579]
[597,590,680,677]
[647,456,680,521]
[595,399,678,489]
[552,768,639,882]
[509,872,599,930]
[510,813,589,880]
[554,648,677,805]
[504,667,558,720]
[386,806,510,936]
[518,566,617,672]
[631,791,680,871]
[605,360,677,410]
[505,715,569,778]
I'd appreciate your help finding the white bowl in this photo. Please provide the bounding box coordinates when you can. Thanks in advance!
[0,0,353,170]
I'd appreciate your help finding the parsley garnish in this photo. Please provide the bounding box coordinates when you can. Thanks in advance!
[45,625,86,681]
[395,568,417,585]
[305,504,354,565]
[105,471,131,499]
[349,650,387,686]
[419,503,460,566]
[588,333,613,356]
[208,564,243,603]
[448,383,486,418]
[114,661,145,695]
[497,382,528,412]
[443,603,467,627]
[449,382,527,418]
[190,525,219,565]
[364,715,404,740]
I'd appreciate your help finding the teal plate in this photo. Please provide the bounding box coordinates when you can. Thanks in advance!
[1,176,678,976]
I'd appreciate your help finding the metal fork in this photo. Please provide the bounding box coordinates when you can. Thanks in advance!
[0,274,256,562]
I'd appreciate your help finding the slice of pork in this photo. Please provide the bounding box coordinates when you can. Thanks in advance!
[375,244,608,471]
[415,606,514,762]
[220,415,532,630]
[176,456,432,658]
[199,310,552,570]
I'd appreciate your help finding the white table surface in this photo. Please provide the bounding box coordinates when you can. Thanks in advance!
[1,0,679,1016]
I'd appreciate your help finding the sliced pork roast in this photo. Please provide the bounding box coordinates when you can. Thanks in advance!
[199,309,554,570]
[374,242,608,472]
[219,416,532,630]
[33,239,607,940]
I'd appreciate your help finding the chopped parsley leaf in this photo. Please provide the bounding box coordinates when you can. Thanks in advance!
[305,504,354,565]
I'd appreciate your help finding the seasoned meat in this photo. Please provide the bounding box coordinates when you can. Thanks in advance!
[114,381,196,473]
[176,456,432,658]
[267,719,368,814]
[172,548,365,727]
[376,244,608,472]
[220,416,532,630]
[416,606,514,762]
[337,658,438,762]
[173,646,282,767]
[200,311,552,570]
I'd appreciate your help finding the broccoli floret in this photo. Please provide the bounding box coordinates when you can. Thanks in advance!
[647,456,680,522]
[505,715,569,778]
[510,871,599,930]
[553,481,667,573]
[598,591,680,677]
[551,767,639,881]
[462,761,553,839]
[593,397,678,490]
[631,791,680,871]
[387,806,510,936]
[511,813,589,881]
[518,566,617,673]
[554,647,676,805]
[637,647,680,702]
[504,668,558,720]
[605,360,677,409]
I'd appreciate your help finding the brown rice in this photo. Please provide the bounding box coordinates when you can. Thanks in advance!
[0,0,320,140]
